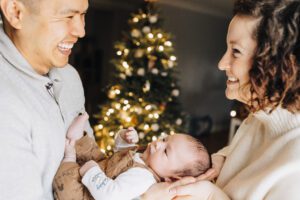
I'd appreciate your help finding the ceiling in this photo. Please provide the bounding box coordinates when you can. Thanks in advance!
[91,0,234,18]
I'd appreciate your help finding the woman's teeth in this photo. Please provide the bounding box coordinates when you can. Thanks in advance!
[228,77,239,83]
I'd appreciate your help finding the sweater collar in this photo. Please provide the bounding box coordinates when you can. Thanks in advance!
[253,107,300,137]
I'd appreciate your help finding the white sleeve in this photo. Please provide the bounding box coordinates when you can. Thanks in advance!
[82,166,156,200]
[114,130,136,152]
[0,98,44,200]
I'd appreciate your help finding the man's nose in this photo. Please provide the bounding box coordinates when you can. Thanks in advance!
[71,15,86,38]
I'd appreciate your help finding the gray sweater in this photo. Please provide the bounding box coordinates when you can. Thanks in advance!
[0,25,93,199]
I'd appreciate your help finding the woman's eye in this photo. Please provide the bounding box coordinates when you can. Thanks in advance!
[232,48,241,57]
[164,149,167,156]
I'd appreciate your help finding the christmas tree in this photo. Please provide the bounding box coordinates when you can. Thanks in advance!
[94,0,186,155]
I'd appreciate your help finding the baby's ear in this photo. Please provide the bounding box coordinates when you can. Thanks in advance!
[164,175,182,182]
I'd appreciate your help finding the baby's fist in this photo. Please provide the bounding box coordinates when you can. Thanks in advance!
[120,127,139,144]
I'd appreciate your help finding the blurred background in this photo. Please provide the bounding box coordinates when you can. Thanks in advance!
[68,0,240,153]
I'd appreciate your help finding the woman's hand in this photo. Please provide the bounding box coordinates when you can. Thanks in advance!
[196,154,225,181]
[172,180,229,200]
[141,177,196,200]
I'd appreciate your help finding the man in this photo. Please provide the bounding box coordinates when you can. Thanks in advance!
[0,0,92,199]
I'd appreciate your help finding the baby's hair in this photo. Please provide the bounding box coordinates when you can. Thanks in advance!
[175,135,211,177]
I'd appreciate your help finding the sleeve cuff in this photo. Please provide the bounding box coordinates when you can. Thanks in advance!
[82,165,104,185]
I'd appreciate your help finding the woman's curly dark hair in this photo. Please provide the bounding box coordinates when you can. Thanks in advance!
[234,0,300,113]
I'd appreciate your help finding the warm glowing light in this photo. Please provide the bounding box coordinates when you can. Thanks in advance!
[152,136,158,141]
[158,46,164,51]
[133,17,139,23]
[170,56,177,61]
[100,149,106,153]
[104,117,109,121]
[145,105,152,110]
[164,41,172,47]
[109,132,115,136]
[115,103,121,109]
[108,108,114,114]
[170,131,175,135]
[115,89,121,94]
[157,33,163,38]
[144,124,150,130]
[230,110,237,117]
[124,49,129,55]
[122,61,129,69]
[149,114,154,118]
[124,100,129,105]
[116,51,122,56]
[98,124,103,129]
[142,14,147,18]
[126,117,131,122]
[154,113,159,119]
[147,33,154,39]
[147,47,153,52]
[107,145,112,150]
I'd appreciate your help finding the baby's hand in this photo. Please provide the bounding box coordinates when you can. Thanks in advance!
[67,112,89,141]
[79,160,99,177]
[63,139,76,162]
[120,127,139,144]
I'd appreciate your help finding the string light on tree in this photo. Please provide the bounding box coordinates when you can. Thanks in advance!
[94,0,187,153]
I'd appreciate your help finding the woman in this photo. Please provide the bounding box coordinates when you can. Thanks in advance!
[142,0,300,199]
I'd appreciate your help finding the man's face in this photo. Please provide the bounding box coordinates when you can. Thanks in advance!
[14,0,88,74]
[142,134,197,181]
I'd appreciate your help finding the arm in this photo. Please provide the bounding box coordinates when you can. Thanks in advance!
[114,127,138,152]
[82,165,156,200]
[0,99,44,199]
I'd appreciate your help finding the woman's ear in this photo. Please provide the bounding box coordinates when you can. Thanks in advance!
[0,0,26,29]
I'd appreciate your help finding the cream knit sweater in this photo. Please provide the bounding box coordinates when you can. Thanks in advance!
[215,107,300,200]
[0,26,92,199]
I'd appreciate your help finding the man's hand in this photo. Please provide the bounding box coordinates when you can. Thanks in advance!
[120,127,139,144]
[79,160,99,177]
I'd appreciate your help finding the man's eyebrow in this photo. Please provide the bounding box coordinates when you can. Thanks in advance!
[59,8,88,15]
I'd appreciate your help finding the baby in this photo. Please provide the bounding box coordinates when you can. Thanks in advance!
[53,113,211,200]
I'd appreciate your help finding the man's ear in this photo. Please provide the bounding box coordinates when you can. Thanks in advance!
[0,0,26,29]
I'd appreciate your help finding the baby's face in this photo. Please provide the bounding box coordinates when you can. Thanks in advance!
[142,134,198,181]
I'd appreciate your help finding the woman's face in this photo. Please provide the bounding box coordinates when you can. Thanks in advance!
[218,15,258,103]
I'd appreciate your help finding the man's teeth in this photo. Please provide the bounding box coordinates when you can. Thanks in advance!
[58,43,74,50]
[228,77,238,82]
